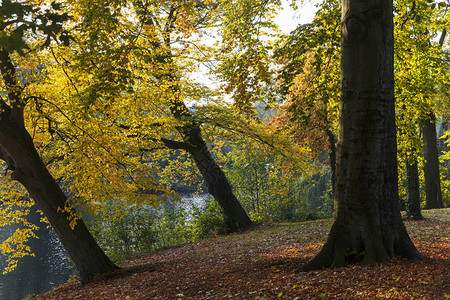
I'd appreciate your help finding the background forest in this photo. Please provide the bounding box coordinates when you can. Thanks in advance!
[0,0,449,297]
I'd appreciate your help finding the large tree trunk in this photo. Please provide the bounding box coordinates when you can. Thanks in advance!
[0,48,117,284]
[298,0,421,271]
[422,113,444,209]
[405,160,423,219]
[0,124,118,284]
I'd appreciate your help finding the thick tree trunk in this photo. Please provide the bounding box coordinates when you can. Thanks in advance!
[422,113,444,209]
[406,160,423,219]
[0,124,118,284]
[298,0,421,271]
[0,48,117,284]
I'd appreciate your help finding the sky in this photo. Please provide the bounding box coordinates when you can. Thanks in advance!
[275,0,319,33]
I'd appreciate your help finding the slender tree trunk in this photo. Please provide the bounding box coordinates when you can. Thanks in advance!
[406,160,423,219]
[422,113,444,209]
[326,128,336,215]
[0,48,117,284]
[162,116,253,233]
[326,128,336,196]
[298,0,421,271]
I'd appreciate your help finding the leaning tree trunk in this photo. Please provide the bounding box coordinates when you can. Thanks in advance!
[422,113,444,209]
[156,71,253,233]
[406,160,423,219]
[162,101,253,232]
[298,0,421,271]
[0,48,117,284]
[185,126,253,232]
[133,4,253,233]
[0,123,118,284]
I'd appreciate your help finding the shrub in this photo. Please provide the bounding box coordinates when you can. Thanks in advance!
[191,197,227,238]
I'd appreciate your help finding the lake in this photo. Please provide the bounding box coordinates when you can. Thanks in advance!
[0,207,75,300]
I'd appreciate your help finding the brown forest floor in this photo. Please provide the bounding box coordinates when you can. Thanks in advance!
[28,209,449,300]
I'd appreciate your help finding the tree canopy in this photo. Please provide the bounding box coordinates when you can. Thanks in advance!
[0,0,449,285]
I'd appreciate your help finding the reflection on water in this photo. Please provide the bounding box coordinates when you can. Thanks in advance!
[0,205,75,300]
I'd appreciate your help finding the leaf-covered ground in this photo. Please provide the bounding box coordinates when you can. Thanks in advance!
[28,209,449,299]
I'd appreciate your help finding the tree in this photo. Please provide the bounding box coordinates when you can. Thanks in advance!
[273,0,340,200]
[405,159,423,219]
[421,11,447,210]
[423,113,444,208]
[113,0,254,233]
[299,0,422,270]
[0,2,117,283]
[394,0,449,210]
[26,0,253,233]
[274,0,449,216]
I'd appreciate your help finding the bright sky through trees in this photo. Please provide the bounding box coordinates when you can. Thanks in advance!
[190,1,319,99]
[275,1,318,33]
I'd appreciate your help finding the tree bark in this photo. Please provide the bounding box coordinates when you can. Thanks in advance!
[326,128,337,217]
[326,128,336,199]
[0,48,117,284]
[298,0,421,271]
[422,113,444,209]
[405,160,423,219]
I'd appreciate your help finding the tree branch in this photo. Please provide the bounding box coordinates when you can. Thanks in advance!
[439,28,447,47]
[161,138,190,150]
